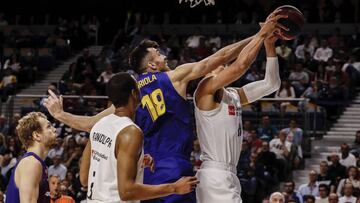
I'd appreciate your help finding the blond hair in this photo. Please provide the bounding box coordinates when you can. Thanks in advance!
[16,112,47,149]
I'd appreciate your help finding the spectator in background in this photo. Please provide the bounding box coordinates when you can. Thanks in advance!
[338,183,357,203]
[328,154,347,187]
[303,195,316,203]
[339,143,356,168]
[243,120,252,142]
[275,80,296,114]
[257,141,278,180]
[269,130,292,181]
[313,40,333,62]
[0,116,9,135]
[317,161,332,186]
[96,63,115,95]
[0,68,17,101]
[282,120,303,147]
[315,184,329,203]
[244,64,261,83]
[48,137,64,159]
[328,193,339,203]
[276,40,292,61]
[257,116,278,142]
[289,63,310,95]
[49,175,75,203]
[80,77,96,95]
[190,139,201,171]
[48,155,68,180]
[269,192,285,203]
[0,133,6,155]
[295,38,315,60]
[336,166,360,197]
[284,181,303,203]
[0,13,8,26]
[328,28,344,49]
[350,130,360,156]
[249,130,262,152]
[298,170,319,198]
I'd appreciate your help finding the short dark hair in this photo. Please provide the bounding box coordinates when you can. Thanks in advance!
[129,40,159,74]
[319,184,329,192]
[303,195,315,201]
[107,73,137,107]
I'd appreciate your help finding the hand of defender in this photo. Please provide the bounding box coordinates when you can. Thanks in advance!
[142,154,155,172]
[43,89,64,119]
[173,176,199,194]
[259,9,288,38]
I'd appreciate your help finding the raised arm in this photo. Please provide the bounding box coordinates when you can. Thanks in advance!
[169,36,253,85]
[237,33,281,105]
[195,12,286,110]
[117,126,198,201]
[17,158,42,203]
[43,90,115,132]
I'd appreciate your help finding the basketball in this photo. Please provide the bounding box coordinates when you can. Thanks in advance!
[275,5,305,40]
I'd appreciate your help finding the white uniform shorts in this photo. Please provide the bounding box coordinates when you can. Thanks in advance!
[196,161,242,203]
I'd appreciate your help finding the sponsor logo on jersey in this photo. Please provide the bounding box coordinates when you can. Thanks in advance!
[91,149,108,161]
[228,105,241,116]
[228,105,235,115]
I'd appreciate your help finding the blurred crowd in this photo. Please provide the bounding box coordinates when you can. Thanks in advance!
[0,1,359,202]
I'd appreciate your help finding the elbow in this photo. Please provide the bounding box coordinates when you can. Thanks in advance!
[119,190,135,201]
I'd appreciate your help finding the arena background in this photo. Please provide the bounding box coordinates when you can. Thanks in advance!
[0,0,359,202]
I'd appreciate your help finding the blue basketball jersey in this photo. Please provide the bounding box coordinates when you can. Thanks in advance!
[135,72,194,188]
[6,152,50,203]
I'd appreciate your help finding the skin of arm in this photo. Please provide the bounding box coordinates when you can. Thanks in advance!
[117,126,198,201]
[195,33,266,111]
[15,157,42,203]
[168,37,253,98]
[43,90,115,132]
[79,140,91,186]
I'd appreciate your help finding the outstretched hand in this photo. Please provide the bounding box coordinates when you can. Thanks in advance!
[259,9,288,38]
[42,89,64,119]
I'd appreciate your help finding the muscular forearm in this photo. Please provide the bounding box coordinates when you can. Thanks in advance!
[234,34,264,68]
[120,182,177,201]
[56,112,94,132]
[216,36,254,63]
[55,105,115,132]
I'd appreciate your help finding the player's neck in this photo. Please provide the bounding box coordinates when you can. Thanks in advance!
[27,144,49,160]
[114,107,135,121]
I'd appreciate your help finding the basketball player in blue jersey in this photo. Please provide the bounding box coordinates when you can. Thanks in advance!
[6,112,57,203]
[43,13,287,202]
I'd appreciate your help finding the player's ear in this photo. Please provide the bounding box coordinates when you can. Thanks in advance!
[32,131,42,142]
[147,62,157,71]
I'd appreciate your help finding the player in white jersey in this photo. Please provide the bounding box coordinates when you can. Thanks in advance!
[193,11,285,203]
[45,73,198,203]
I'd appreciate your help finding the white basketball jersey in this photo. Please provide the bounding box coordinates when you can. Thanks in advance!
[194,87,243,166]
[87,114,144,203]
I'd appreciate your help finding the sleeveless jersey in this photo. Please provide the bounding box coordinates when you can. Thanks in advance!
[135,72,194,185]
[6,152,50,203]
[194,87,243,166]
[87,114,143,203]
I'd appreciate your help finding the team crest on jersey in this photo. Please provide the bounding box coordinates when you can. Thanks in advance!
[228,105,235,116]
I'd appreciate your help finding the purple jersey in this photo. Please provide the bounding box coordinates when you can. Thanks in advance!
[5,152,50,203]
